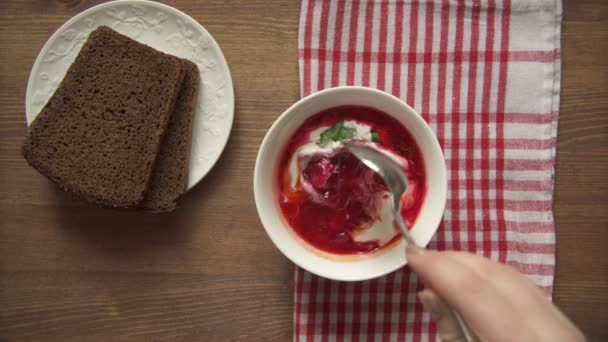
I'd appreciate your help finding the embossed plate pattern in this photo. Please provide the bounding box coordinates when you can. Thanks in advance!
[25,0,235,190]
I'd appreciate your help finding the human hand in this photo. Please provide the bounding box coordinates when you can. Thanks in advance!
[407,249,585,342]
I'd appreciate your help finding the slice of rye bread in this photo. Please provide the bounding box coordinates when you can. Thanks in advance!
[22,26,184,208]
[141,59,200,212]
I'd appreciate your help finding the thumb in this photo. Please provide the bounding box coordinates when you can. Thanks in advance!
[418,289,475,342]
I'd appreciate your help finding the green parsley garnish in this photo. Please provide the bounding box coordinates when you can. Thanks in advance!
[371,130,381,143]
[318,121,356,146]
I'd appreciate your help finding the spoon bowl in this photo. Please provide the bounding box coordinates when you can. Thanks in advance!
[343,142,420,249]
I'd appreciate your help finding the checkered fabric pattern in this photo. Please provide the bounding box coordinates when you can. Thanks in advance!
[295,0,562,340]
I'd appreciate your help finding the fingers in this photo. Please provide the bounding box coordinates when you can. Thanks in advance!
[407,250,498,311]
[407,250,586,342]
[418,289,473,342]
[442,251,550,312]
[407,250,523,341]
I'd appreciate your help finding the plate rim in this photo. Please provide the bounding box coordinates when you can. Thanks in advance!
[24,0,235,191]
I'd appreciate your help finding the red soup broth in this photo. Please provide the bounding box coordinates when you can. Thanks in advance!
[277,106,426,255]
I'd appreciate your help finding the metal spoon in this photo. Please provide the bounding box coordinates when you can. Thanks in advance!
[342,142,420,251]
[343,141,476,342]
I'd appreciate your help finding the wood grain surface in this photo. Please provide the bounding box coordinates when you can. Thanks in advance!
[0,0,606,341]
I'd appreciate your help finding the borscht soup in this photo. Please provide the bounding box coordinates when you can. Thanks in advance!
[277,106,426,255]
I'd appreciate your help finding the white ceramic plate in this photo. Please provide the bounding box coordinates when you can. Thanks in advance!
[25,0,234,189]
[254,87,447,281]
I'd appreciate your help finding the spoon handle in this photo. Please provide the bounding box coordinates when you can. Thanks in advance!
[405,244,475,342]
[392,207,418,247]
[452,309,477,342]
[408,247,476,341]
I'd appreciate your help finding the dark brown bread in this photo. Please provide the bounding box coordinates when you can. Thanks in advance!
[22,26,184,208]
[142,60,200,212]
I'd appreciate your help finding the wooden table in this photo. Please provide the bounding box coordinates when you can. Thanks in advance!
[1,0,606,340]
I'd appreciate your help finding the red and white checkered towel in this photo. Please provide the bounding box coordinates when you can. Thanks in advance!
[295,0,562,340]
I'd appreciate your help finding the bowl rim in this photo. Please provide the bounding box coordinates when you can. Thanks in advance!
[254,86,447,281]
